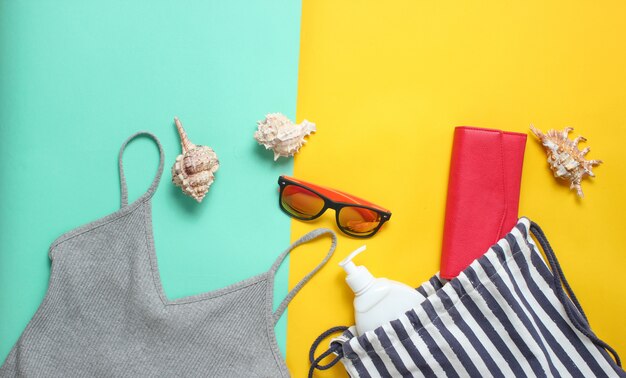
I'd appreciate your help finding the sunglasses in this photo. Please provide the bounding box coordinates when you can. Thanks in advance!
[278,176,391,238]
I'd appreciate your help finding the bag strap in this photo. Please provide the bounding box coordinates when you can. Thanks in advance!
[269,228,337,325]
[530,221,622,367]
[308,326,349,378]
[118,132,165,208]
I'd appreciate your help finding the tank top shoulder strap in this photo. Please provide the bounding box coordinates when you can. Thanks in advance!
[268,228,337,325]
[118,131,165,207]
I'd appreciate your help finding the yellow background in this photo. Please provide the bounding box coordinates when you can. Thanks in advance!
[287,1,626,376]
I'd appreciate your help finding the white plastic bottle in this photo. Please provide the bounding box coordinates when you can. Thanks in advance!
[339,246,423,336]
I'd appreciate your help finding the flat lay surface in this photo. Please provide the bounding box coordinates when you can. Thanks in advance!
[288,0,626,376]
[0,0,301,362]
[1,0,625,376]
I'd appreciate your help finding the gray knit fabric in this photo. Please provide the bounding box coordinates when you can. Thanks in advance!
[0,132,338,377]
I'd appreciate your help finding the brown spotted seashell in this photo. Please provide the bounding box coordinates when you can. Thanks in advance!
[171,117,219,202]
[530,125,602,198]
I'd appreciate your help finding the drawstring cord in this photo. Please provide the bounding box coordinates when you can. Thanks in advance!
[308,326,348,378]
[530,221,622,367]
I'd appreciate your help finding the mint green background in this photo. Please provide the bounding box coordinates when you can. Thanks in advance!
[0,0,301,362]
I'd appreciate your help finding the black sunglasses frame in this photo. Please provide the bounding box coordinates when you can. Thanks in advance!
[278,177,392,238]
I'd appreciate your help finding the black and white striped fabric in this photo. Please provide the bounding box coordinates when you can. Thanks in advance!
[324,218,624,377]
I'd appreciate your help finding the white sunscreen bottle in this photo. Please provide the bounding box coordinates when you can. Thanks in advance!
[339,246,424,336]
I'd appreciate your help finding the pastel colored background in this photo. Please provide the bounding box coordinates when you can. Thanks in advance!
[0,0,300,362]
[1,0,626,377]
[287,0,626,376]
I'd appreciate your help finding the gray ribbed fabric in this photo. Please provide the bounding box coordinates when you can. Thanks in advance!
[0,132,338,377]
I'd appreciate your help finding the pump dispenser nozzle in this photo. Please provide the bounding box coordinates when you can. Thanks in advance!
[339,245,366,274]
[340,245,424,336]
[339,245,375,294]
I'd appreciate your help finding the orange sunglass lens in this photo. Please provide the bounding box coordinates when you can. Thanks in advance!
[338,206,382,236]
[281,185,325,220]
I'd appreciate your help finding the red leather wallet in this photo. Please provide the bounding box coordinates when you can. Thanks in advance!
[440,127,527,279]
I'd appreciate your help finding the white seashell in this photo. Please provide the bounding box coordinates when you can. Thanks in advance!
[530,125,602,198]
[171,117,219,203]
[254,113,316,161]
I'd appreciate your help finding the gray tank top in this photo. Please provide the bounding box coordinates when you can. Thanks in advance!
[0,132,337,377]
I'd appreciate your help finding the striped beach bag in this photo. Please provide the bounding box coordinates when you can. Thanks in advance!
[309,218,625,377]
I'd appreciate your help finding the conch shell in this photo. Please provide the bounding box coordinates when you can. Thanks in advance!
[530,125,602,198]
[171,117,219,202]
[254,113,316,161]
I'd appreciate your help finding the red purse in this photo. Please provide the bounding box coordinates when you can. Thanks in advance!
[440,127,527,279]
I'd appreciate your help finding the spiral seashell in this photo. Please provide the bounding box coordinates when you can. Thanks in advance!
[530,125,602,198]
[171,117,219,202]
[254,113,316,161]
